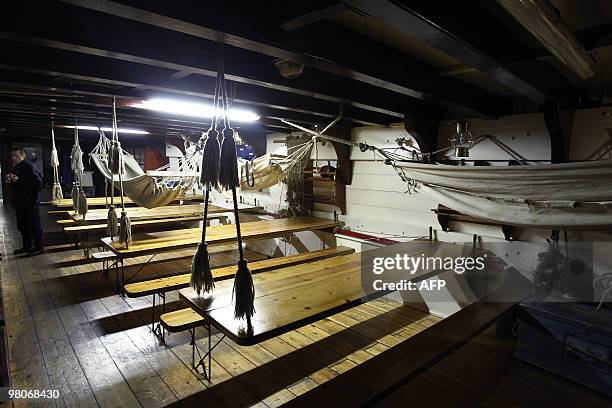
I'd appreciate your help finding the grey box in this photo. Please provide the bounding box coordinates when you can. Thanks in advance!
[516,298,612,396]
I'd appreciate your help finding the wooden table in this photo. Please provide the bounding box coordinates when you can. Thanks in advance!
[180,240,486,345]
[101,216,342,291]
[49,194,205,209]
[101,216,340,258]
[68,203,246,224]
[68,203,262,225]
[178,240,491,377]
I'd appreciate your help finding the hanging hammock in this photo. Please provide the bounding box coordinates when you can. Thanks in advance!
[89,129,200,209]
[237,143,314,191]
[392,160,612,229]
[50,126,63,201]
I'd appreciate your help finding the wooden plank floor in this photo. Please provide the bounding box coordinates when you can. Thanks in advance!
[1,206,609,407]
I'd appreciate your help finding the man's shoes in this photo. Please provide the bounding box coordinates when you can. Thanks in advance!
[27,248,44,256]
[13,247,32,255]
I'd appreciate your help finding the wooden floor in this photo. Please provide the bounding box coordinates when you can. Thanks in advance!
[1,206,609,407]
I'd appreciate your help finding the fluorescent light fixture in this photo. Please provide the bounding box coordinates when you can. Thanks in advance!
[136,98,260,123]
[63,125,149,135]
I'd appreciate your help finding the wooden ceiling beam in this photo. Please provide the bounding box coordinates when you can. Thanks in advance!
[57,0,505,117]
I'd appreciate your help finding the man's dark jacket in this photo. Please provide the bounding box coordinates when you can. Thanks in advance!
[11,159,43,207]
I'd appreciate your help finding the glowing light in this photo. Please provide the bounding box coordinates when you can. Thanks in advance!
[136,98,260,123]
[63,125,149,135]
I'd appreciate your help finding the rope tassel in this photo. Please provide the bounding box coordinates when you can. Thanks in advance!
[233,259,255,320]
[107,205,118,238]
[200,130,220,190]
[190,242,214,295]
[119,210,131,246]
[218,128,239,189]
[229,186,255,320]
[190,188,214,295]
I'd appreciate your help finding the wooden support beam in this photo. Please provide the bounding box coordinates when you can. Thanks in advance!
[57,0,505,118]
[344,0,560,105]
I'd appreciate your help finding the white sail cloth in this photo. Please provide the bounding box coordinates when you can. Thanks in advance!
[90,153,198,209]
[395,160,612,228]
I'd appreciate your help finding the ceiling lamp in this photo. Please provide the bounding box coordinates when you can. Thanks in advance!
[449,120,474,158]
[136,98,260,123]
[273,59,305,78]
[496,0,596,79]
[63,125,149,135]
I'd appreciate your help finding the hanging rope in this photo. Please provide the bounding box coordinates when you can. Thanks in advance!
[105,126,118,238]
[70,120,88,218]
[50,125,63,201]
[218,60,255,320]
[191,51,226,296]
[199,74,221,190]
[218,57,239,190]
[108,97,131,246]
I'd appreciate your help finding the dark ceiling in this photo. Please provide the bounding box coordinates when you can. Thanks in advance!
[0,0,610,142]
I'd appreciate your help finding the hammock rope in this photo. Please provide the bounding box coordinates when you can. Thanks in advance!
[109,97,132,247]
[50,125,63,201]
[70,120,88,218]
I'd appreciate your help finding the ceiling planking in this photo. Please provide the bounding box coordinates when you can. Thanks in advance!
[1,0,606,141]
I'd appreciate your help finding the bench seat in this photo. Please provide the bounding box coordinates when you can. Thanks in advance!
[90,251,116,261]
[124,246,354,298]
[160,308,204,333]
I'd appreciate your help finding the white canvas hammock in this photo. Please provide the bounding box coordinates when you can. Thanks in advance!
[90,131,200,209]
[393,160,612,229]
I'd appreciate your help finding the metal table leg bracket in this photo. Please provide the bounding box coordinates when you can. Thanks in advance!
[191,323,225,381]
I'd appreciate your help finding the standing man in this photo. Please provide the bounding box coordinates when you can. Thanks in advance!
[6,147,43,255]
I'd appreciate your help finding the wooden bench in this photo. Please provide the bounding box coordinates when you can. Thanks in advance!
[91,251,119,287]
[142,246,354,343]
[280,280,531,407]
[159,308,212,371]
